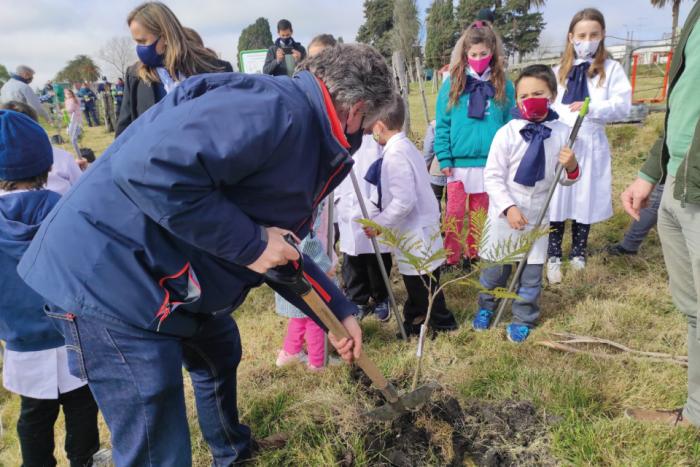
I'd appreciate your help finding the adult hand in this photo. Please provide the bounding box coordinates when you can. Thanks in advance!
[441,167,453,177]
[246,227,300,274]
[77,158,89,171]
[621,177,655,221]
[328,315,362,363]
[506,206,528,230]
[275,48,285,62]
[559,146,577,172]
[292,49,302,61]
[569,101,584,112]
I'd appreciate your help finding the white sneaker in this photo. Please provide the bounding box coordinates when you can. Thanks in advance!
[547,257,562,284]
[92,449,113,467]
[570,256,586,271]
[275,350,308,367]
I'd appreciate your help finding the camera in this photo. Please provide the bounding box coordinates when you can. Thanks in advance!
[282,47,293,55]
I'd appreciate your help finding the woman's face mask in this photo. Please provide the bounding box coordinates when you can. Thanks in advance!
[572,39,600,60]
[136,37,164,68]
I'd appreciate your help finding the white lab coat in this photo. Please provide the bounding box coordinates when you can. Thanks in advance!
[368,132,443,275]
[335,135,391,256]
[482,119,581,265]
[47,146,83,195]
[550,58,631,224]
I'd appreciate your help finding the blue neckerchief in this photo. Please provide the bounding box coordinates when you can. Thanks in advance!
[465,75,495,119]
[10,74,30,84]
[512,110,560,187]
[364,158,383,210]
[561,61,590,104]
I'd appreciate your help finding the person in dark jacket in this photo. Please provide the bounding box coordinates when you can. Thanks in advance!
[263,19,307,77]
[115,2,233,136]
[19,43,394,465]
[77,82,99,127]
[0,110,100,467]
[113,77,125,117]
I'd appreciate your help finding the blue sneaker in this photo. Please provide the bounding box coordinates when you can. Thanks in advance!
[354,304,371,320]
[506,324,531,343]
[472,309,493,331]
[374,300,391,322]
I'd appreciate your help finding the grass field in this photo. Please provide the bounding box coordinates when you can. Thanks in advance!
[2,77,699,466]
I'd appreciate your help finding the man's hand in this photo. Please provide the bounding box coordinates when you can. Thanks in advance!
[441,167,453,177]
[77,158,89,171]
[291,49,302,62]
[328,315,362,363]
[506,206,528,230]
[363,226,381,238]
[568,101,584,112]
[559,146,577,172]
[621,177,655,221]
[275,48,284,62]
[246,227,300,274]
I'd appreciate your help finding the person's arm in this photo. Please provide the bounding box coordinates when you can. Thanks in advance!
[23,86,50,121]
[111,86,293,267]
[639,136,665,184]
[587,61,632,122]
[503,80,516,123]
[422,122,436,166]
[434,79,454,170]
[371,157,417,229]
[115,73,135,137]
[263,47,282,75]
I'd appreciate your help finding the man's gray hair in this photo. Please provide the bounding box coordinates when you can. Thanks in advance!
[16,65,35,76]
[300,44,395,123]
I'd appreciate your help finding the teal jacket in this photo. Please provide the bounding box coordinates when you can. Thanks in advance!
[434,77,515,169]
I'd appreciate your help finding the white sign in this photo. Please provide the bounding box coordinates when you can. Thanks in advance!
[239,49,268,74]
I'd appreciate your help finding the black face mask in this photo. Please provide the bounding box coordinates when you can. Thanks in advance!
[344,116,365,155]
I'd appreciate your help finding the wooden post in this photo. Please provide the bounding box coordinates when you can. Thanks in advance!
[415,56,430,125]
[393,50,411,136]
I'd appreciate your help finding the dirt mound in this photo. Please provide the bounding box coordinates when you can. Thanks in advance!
[348,370,556,466]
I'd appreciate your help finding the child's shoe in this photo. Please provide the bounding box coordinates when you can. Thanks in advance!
[570,256,586,271]
[472,309,493,331]
[354,304,372,320]
[374,300,391,322]
[547,257,562,284]
[307,363,325,372]
[506,324,531,343]
[276,350,308,367]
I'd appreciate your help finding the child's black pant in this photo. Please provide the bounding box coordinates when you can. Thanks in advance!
[401,268,458,335]
[342,253,393,306]
[547,220,591,258]
[18,385,99,467]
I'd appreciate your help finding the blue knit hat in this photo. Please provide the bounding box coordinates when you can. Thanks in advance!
[0,110,53,181]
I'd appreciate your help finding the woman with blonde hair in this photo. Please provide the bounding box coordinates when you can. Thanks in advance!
[116,1,232,136]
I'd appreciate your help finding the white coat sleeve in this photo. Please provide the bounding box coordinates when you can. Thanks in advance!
[23,86,50,121]
[484,128,517,217]
[372,158,417,229]
[587,61,632,122]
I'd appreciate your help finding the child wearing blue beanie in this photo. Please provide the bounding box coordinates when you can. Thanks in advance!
[0,110,101,465]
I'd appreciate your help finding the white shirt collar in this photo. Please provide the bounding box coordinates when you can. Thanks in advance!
[466,66,492,81]
[381,132,406,155]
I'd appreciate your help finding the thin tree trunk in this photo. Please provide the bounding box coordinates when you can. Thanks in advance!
[415,56,431,125]
[672,0,680,46]
[393,50,412,136]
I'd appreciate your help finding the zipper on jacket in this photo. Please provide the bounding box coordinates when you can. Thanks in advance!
[681,148,690,207]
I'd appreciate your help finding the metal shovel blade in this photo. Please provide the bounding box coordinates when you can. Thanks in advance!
[362,381,441,422]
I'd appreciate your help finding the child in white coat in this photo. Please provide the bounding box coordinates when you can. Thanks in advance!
[364,95,458,337]
[547,8,631,283]
[474,65,580,343]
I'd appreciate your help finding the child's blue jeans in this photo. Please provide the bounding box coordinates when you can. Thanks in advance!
[478,263,544,327]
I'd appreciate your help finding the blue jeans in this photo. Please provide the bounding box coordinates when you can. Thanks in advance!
[48,311,250,466]
[620,183,664,252]
[478,263,543,326]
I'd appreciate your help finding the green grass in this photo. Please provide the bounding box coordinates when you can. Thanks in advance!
[2,85,698,466]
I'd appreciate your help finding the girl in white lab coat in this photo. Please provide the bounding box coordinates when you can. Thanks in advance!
[364,95,458,337]
[474,65,580,343]
[547,7,632,283]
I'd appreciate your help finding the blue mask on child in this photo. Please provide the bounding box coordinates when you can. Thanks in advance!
[136,37,164,68]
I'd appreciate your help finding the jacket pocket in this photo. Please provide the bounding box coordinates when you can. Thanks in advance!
[155,262,203,330]
[44,307,88,381]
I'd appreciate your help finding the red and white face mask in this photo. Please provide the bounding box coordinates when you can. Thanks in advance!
[518,97,550,121]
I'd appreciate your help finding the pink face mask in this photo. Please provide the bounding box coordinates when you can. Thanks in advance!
[519,97,550,121]
[468,54,492,75]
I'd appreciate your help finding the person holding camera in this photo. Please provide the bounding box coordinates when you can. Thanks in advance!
[263,19,307,77]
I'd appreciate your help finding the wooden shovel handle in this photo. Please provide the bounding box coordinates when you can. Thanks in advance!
[301,290,394,397]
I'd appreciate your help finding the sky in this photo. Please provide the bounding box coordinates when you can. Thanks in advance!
[0,0,695,86]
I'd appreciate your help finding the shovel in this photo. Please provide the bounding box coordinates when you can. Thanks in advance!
[265,236,438,421]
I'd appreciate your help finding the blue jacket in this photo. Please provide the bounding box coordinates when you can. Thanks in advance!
[19,71,356,335]
[0,190,63,351]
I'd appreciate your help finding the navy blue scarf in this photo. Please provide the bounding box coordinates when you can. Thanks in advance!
[465,75,495,119]
[511,109,560,187]
[561,62,590,104]
[364,158,383,210]
[10,74,30,84]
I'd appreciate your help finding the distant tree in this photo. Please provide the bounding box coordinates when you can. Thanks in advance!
[337,36,345,44]
[424,0,458,68]
[456,0,494,29]
[650,0,687,45]
[392,0,420,62]
[0,64,9,87]
[97,36,136,80]
[237,17,273,57]
[356,0,395,58]
[55,55,101,83]
[500,0,546,62]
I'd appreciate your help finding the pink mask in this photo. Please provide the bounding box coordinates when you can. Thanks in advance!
[519,97,550,121]
[468,54,492,75]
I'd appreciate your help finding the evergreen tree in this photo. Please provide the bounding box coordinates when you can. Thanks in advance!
[500,0,545,61]
[0,64,9,87]
[237,17,273,57]
[424,0,459,69]
[456,0,494,29]
[55,55,101,83]
[392,0,420,62]
[356,0,395,58]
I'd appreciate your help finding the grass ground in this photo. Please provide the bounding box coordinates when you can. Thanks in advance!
[2,77,698,466]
